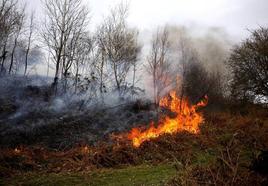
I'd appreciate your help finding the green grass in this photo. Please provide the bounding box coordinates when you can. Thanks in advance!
[193,150,216,166]
[3,164,177,186]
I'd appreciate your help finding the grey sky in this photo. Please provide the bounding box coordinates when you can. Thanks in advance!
[25,0,268,39]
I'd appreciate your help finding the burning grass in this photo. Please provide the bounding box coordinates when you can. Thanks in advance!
[1,104,268,185]
[120,91,208,147]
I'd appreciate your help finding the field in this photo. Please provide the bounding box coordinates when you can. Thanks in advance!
[1,103,268,185]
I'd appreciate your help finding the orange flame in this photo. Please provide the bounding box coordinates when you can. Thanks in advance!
[127,91,208,147]
[14,148,21,154]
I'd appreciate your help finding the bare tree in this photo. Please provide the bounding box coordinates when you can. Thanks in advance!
[0,0,23,74]
[95,29,112,96]
[146,26,172,104]
[62,20,90,81]
[24,11,35,76]
[8,4,25,74]
[41,0,89,92]
[71,33,94,92]
[96,3,141,96]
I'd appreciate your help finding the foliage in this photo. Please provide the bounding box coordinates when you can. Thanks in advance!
[228,27,268,101]
[183,59,225,105]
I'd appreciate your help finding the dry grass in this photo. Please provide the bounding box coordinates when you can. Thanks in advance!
[1,105,268,185]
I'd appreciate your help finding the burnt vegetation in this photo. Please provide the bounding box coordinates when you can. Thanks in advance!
[0,0,268,185]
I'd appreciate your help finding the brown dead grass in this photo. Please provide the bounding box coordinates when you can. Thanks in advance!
[1,105,268,185]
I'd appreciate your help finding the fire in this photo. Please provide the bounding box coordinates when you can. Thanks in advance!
[82,146,90,154]
[127,91,208,147]
[14,148,21,154]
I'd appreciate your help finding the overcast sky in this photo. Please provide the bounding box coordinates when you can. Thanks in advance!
[25,0,268,40]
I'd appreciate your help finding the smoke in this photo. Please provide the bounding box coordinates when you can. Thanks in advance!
[138,24,233,99]
[0,74,154,149]
[166,25,233,73]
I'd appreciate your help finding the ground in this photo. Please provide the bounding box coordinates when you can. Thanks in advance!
[0,98,268,185]
[2,164,176,186]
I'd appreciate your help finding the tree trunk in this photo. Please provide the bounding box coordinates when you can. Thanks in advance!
[24,46,30,76]
[132,63,136,87]
[0,42,7,74]
[75,61,79,93]
[9,37,18,74]
[52,53,61,94]
[113,62,120,92]
[100,51,105,94]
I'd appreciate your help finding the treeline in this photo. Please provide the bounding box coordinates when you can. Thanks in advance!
[0,0,40,76]
[0,0,267,105]
[0,0,141,98]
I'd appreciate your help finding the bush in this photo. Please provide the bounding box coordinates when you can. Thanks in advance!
[228,27,268,101]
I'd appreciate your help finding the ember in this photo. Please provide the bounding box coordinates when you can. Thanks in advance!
[127,91,208,147]
[14,148,21,154]
[82,146,90,154]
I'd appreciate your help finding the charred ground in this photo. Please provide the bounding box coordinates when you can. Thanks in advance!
[0,77,157,150]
